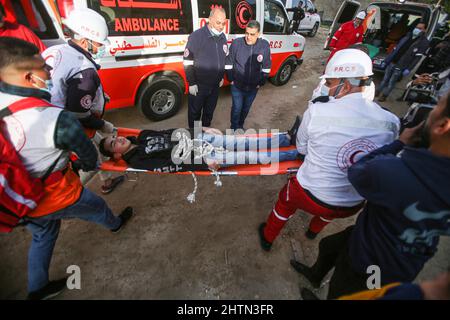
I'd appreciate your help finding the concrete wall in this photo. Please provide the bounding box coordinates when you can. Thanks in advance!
[312,0,392,22]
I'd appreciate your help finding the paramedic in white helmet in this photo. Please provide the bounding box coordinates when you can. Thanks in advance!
[327,11,366,62]
[259,49,400,251]
[42,8,124,194]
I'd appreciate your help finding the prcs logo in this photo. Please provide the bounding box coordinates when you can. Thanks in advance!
[235,1,253,29]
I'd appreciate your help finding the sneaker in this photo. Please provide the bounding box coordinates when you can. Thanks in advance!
[378,94,387,102]
[258,223,272,251]
[300,287,320,300]
[111,207,134,233]
[27,277,68,300]
[288,116,302,146]
[305,229,318,240]
[290,259,322,288]
[101,176,125,195]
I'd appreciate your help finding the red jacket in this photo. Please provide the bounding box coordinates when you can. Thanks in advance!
[0,22,46,53]
[329,20,364,51]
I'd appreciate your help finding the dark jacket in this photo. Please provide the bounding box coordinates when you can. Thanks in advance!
[122,129,208,172]
[395,33,430,71]
[348,141,450,284]
[225,37,271,91]
[183,25,227,88]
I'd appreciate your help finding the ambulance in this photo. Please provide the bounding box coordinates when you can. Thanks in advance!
[2,0,306,121]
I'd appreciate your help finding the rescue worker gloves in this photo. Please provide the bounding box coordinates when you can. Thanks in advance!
[189,85,199,96]
[63,8,110,45]
[101,120,115,134]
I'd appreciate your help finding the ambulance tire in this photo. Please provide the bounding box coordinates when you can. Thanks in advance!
[138,78,182,121]
[270,58,295,86]
[308,23,319,37]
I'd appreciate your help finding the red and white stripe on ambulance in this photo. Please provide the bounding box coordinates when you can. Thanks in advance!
[30,0,305,119]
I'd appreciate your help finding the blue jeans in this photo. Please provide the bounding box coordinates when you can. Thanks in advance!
[199,133,299,166]
[230,85,258,130]
[25,188,121,293]
[379,63,403,97]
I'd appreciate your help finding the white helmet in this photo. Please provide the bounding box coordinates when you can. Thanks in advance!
[321,49,373,79]
[356,11,366,20]
[64,8,110,45]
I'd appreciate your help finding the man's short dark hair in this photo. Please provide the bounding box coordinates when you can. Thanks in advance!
[247,20,260,32]
[0,37,40,71]
[99,137,114,158]
[418,20,428,29]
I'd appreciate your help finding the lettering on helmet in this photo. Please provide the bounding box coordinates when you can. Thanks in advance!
[334,66,357,73]
[80,25,101,38]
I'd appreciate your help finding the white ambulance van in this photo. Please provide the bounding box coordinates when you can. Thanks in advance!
[2,0,305,121]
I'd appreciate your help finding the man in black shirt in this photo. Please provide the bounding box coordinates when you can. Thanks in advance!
[99,128,300,173]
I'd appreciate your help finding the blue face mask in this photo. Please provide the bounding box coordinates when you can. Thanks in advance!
[92,45,106,60]
[412,28,422,38]
[210,27,222,36]
[89,41,106,60]
[32,74,53,94]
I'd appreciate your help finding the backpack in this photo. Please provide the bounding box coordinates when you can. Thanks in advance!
[0,97,59,232]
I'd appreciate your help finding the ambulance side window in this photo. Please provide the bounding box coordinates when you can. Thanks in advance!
[88,0,193,36]
[8,0,58,39]
[264,0,288,34]
[229,0,256,35]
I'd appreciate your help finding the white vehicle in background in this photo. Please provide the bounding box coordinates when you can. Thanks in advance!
[282,0,321,37]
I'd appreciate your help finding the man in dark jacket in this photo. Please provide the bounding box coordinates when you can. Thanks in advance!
[290,89,450,299]
[378,22,430,102]
[225,20,271,130]
[183,8,227,128]
[286,2,306,32]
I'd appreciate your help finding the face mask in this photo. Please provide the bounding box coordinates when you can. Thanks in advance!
[320,81,345,98]
[412,28,422,38]
[210,27,222,36]
[31,74,53,93]
[89,41,106,60]
[92,45,106,60]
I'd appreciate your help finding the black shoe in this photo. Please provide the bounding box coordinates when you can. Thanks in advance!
[290,259,322,288]
[27,277,68,300]
[258,223,272,251]
[300,287,320,300]
[111,207,134,233]
[305,229,318,240]
[378,95,387,102]
[288,116,302,146]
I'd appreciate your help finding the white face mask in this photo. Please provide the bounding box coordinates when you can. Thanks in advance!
[412,28,422,38]
[31,74,53,94]
[320,81,344,98]
[210,26,222,36]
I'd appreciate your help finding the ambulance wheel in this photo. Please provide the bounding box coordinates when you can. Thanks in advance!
[308,23,319,37]
[138,78,182,121]
[270,58,295,86]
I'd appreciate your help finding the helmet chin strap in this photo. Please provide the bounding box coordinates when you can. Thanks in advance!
[332,79,346,98]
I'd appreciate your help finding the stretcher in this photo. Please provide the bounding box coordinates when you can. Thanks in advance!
[100,128,303,176]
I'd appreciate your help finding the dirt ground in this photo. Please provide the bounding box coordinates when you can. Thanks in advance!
[1,27,448,300]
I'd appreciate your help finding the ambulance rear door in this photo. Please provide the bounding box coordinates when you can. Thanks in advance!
[1,0,65,47]
[324,0,360,50]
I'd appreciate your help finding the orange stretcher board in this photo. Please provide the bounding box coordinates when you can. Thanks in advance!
[100,128,303,176]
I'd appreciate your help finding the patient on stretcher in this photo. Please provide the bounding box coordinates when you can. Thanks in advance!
[99,127,300,173]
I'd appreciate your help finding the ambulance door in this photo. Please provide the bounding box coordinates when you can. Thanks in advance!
[1,0,65,47]
[82,0,194,120]
[324,0,360,50]
[261,0,304,86]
